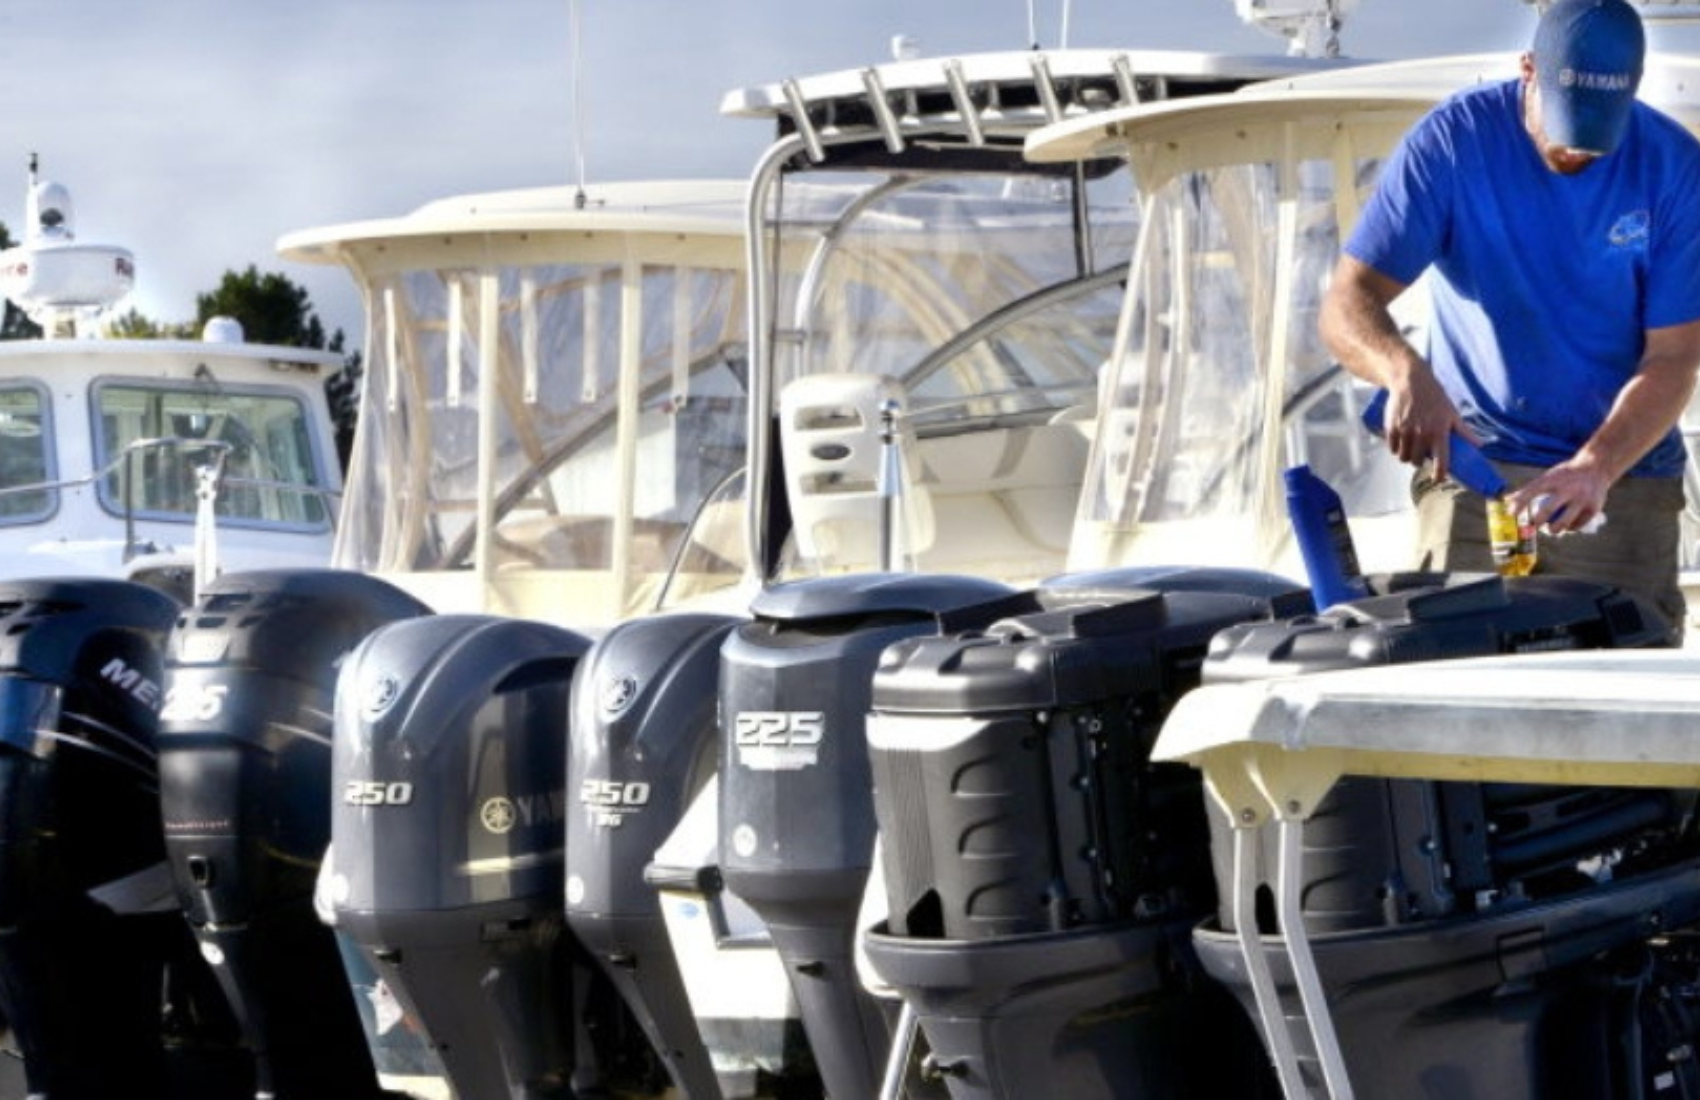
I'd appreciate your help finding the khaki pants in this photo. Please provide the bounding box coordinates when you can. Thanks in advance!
[1412,461,1686,636]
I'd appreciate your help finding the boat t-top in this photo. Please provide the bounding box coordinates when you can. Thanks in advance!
[278,180,757,630]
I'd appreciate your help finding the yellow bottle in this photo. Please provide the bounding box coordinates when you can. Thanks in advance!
[1486,496,1537,577]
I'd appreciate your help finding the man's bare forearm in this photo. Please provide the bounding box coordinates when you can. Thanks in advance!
[1320,255,1468,469]
[1575,352,1699,485]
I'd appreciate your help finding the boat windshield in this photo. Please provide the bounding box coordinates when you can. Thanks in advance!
[765,169,1138,582]
[94,380,332,529]
[0,383,53,523]
[1071,153,1412,574]
[772,171,1135,425]
[340,257,749,610]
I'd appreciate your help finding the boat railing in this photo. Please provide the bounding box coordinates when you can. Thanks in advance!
[0,434,342,546]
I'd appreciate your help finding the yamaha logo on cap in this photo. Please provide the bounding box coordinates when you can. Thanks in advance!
[1558,68,1634,91]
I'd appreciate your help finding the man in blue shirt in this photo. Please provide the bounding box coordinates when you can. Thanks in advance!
[1320,0,1700,631]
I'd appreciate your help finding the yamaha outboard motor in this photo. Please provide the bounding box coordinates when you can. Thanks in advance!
[565,611,741,1099]
[0,577,221,1100]
[718,572,1015,1100]
[1193,572,1700,1099]
[861,568,1306,1099]
[330,614,607,1100]
[158,568,430,1099]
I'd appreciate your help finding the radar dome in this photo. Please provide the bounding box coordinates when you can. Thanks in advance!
[201,316,246,344]
[27,181,73,241]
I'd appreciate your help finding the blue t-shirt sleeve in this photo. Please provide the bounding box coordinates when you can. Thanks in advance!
[1647,143,1700,330]
[1344,108,1454,287]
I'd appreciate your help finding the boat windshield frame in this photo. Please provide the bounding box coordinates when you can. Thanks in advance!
[89,374,336,533]
[0,378,58,526]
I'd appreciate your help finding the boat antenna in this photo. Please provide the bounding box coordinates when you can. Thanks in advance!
[1232,0,1357,58]
[1024,0,1073,48]
[569,0,588,208]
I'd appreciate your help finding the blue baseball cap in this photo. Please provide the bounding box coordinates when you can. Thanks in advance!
[1533,0,1645,155]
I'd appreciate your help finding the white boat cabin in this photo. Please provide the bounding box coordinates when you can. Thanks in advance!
[0,170,342,599]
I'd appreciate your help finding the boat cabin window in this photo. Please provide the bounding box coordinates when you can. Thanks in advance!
[93,381,330,529]
[0,383,53,524]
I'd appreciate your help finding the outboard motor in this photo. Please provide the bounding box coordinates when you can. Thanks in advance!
[0,577,224,1100]
[158,569,430,1099]
[860,568,1306,1099]
[718,572,1015,1100]
[565,611,741,1099]
[1193,571,1700,1099]
[329,614,606,1100]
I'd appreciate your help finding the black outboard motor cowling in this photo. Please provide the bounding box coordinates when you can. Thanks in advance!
[565,611,741,1099]
[330,614,597,1100]
[0,577,201,1100]
[1194,572,1700,1099]
[159,568,430,1100]
[718,573,1016,1100]
[861,569,1303,1099]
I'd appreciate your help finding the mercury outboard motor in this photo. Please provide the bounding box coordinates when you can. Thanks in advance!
[860,568,1306,1099]
[1194,571,1700,1099]
[0,577,216,1100]
[158,568,430,1099]
[718,573,1016,1100]
[565,611,741,1099]
[330,614,608,1100]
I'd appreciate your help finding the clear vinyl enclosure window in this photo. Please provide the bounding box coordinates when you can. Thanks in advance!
[342,258,748,590]
[770,172,1138,429]
[0,382,53,523]
[94,381,330,528]
[1074,155,1408,572]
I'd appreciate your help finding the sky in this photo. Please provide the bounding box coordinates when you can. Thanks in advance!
[0,0,1665,346]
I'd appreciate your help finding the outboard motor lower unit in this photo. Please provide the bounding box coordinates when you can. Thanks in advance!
[565,611,741,1099]
[0,578,212,1100]
[1193,572,1700,1099]
[718,573,1015,1100]
[330,614,601,1100]
[861,569,1305,1099]
[159,569,430,1099]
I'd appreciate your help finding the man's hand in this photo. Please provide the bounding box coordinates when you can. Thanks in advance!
[1320,255,1473,476]
[1381,372,1475,479]
[1510,319,1700,533]
[1507,458,1610,535]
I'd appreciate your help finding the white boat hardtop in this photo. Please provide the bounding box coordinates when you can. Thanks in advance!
[723,47,1352,159]
[280,180,748,256]
[1156,647,1700,791]
[1027,51,1700,166]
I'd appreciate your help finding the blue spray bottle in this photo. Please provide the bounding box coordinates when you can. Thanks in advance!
[1360,388,1506,497]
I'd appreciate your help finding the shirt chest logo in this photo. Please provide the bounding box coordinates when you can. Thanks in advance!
[1608,210,1651,249]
